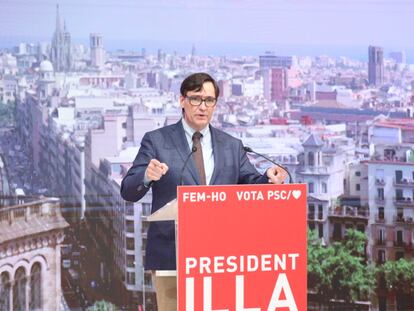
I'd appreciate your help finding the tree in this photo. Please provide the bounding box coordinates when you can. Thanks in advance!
[380,259,414,295]
[308,229,377,309]
[307,230,335,308]
[87,300,119,311]
[378,259,414,310]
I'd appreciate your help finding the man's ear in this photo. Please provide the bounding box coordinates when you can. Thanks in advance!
[179,96,185,108]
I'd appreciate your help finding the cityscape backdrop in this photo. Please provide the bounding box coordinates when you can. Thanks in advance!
[0,1,414,311]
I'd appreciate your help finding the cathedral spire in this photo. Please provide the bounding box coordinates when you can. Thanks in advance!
[55,4,62,34]
[50,3,72,72]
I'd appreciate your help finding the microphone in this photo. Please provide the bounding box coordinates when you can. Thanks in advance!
[243,146,293,184]
[179,146,197,185]
[145,146,197,189]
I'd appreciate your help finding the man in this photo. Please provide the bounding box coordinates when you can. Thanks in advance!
[120,72,287,310]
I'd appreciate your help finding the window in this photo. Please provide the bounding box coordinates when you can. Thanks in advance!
[308,204,315,220]
[355,171,361,176]
[333,223,342,240]
[356,224,365,232]
[126,272,135,285]
[384,148,396,160]
[377,188,384,200]
[126,220,134,233]
[356,183,361,191]
[125,205,134,216]
[376,169,384,182]
[378,249,386,264]
[378,228,385,244]
[396,230,403,245]
[308,152,314,166]
[318,205,323,220]
[322,182,327,193]
[13,268,26,311]
[30,263,42,310]
[395,189,403,200]
[397,208,404,221]
[144,272,152,286]
[308,182,314,193]
[0,272,10,311]
[142,203,152,216]
[396,251,404,260]
[126,237,135,250]
[127,255,135,268]
[395,170,403,183]
[378,207,384,220]
[318,224,323,238]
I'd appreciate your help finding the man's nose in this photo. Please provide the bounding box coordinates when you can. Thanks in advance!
[198,101,208,109]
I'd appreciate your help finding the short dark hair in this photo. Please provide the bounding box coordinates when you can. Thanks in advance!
[180,72,220,98]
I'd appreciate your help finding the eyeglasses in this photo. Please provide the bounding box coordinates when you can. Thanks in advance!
[186,96,217,107]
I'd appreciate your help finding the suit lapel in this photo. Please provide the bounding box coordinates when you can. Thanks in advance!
[167,120,199,184]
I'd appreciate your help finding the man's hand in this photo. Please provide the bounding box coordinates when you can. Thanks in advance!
[266,165,288,184]
[145,159,169,181]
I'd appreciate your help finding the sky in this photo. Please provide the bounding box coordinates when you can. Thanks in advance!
[1,0,414,59]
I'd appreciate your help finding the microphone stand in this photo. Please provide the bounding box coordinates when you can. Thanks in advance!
[243,146,293,184]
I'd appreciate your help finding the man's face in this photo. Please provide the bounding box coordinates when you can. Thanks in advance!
[180,81,217,131]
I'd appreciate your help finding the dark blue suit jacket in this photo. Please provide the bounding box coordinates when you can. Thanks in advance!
[120,120,268,270]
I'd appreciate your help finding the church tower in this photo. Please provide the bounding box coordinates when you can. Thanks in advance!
[50,4,72,72]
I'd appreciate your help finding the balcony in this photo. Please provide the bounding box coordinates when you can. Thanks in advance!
[328,205,369,220]
[394,179,414,188]
[307,213,323,221]
[298,166,329,175]
[394,240,405,248]
[375,197,386,205]
[394,197,414,207]
[376,239,386,246]
[375,213,385,223]
[394,215,405,223]
[404,242,414,251]
[392,215,414,224]
[372,155,408,163]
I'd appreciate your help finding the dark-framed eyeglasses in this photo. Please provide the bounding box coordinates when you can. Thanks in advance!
[186,96,217,107]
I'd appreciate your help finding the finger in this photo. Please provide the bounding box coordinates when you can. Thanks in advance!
[269,175,278,184]
[148,170,162,181]
[146,159,164,181]
[150,159,162,167]
[160,163,169,174]
[145,168,157,181]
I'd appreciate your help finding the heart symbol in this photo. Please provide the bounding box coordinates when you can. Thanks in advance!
[292,190,301,199]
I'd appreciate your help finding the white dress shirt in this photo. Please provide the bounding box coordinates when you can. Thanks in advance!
[181,119,215,185]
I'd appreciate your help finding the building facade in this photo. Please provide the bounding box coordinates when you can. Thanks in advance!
[0,197,69,311]
[368,46,384,87]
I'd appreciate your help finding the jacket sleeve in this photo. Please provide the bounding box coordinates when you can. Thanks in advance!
[120,132,154,202]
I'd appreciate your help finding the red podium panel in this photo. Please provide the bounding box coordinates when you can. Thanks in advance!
[177,183,307,311]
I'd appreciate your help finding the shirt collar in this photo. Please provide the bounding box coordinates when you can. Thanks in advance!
[181,118,210,138]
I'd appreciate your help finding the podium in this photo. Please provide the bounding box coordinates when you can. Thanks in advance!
[147,199,178,278]
[147,183,307,310]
